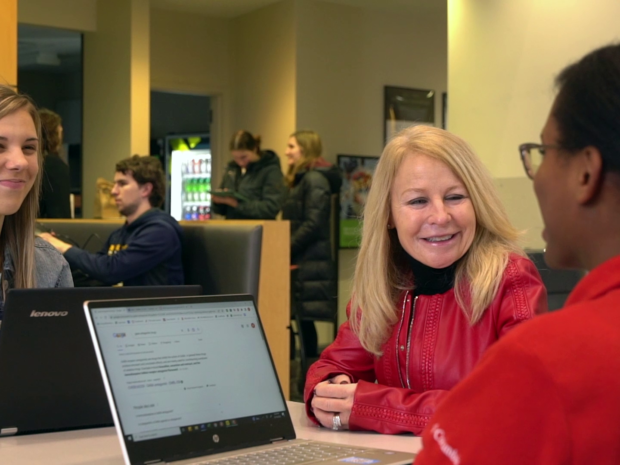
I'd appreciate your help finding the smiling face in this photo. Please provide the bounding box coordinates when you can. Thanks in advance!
[285,136,303,166]
[390,153,476,268]
[231,149,260,169]
[0,109,39,219]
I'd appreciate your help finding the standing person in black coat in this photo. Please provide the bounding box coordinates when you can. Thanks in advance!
[212,130,285,219]
[38,109,71,218]
[282,130,342,358]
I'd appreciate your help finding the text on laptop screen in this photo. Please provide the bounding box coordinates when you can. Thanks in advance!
[90,300,286,442]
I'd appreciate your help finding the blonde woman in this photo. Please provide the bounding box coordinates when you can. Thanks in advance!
[0,85,72,319]
[305,125,547,435]
[282,130,341,358]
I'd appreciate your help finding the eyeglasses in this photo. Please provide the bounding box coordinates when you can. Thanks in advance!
[518,143,562,179]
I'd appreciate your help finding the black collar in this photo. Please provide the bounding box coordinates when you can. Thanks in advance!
[407,255,457,296]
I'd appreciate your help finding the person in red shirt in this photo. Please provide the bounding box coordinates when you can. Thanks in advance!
[415,44,620,464]
[305,125,547,435]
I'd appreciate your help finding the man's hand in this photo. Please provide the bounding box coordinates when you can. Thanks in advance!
[38,232,73,254]
[311,375,357,430]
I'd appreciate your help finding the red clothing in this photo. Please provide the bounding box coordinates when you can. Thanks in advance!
[304,254,547,435]
[415,255,620,465]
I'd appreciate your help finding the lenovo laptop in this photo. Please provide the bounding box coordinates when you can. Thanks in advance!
[0,285,202,436]
[85,294,414,465]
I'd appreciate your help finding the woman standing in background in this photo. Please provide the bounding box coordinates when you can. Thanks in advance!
[212,130,285,219]
[282,130,342,359]
[38,108,71,218]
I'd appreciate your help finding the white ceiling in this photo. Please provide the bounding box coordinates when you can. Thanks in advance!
[150,0,445,18]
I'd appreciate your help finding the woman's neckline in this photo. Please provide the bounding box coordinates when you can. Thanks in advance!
[407,255,458,295]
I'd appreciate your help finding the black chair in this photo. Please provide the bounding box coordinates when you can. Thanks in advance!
[527,251,585,310]
[38,220,263,301]
[181,223,262,300]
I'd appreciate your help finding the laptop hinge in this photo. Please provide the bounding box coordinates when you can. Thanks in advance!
[0,427,18,436]
[270,437,286,444]
[144,460,163,464]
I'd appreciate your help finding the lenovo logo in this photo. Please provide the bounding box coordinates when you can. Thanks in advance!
[30,310,69,318]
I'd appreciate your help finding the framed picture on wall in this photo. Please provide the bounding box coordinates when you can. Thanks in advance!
[384,86,435,143]
[338,154,380,248]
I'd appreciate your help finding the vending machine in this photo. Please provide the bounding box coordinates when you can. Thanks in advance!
[166,134,212,221]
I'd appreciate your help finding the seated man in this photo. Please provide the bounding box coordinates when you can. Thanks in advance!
[414,44,620,464]
[40,156,184,286]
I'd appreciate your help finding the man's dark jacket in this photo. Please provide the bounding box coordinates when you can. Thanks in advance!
[63,209,184,286]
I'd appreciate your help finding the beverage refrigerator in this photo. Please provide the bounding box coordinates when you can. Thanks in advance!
[165,134,212,221]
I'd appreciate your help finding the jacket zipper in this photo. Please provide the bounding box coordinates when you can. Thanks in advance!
[405,295,418,389]
[395,292,418,389]
[395,291,409,388]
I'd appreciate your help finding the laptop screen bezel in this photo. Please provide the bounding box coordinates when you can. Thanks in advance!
[85,294,296,464]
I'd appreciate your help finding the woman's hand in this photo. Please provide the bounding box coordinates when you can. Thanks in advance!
[311,374,357,430]
[211,195,238,208]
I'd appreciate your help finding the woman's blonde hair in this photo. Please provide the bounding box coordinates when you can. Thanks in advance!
[285,130,322,187]
[351,125,523,355]
[0,85,43,289]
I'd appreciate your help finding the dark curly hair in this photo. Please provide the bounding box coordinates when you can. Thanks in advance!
[115,155,165,208]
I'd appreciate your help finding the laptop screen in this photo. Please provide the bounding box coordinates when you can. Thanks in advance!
[88,296,293,462]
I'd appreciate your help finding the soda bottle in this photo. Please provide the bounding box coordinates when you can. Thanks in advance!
[183,206,192,221]
[199,179,206,201]
[193,179,200,202]
[189,179,195,202]
[198,206,206,221]
[183,179,190,202]
[191,205,198,221]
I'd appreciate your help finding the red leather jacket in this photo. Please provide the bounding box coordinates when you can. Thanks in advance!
[304,254,547,435]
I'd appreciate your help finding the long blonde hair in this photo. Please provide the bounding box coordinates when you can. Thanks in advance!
[0,85,43,289]
[285,130,323,187]
[351,125,523,355]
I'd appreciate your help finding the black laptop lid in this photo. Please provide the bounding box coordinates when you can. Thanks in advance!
[0,285,202,436]
[85,294,295,465]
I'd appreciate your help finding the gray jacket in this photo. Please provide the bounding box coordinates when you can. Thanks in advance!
[0,238,73,317]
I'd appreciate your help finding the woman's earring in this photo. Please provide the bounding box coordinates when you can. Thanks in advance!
[387,224,394,229]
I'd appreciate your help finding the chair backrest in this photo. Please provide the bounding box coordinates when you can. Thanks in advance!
[527,251,586,311]
[181,223,262,299]
[38,220,263,301]
[37,220,119,253]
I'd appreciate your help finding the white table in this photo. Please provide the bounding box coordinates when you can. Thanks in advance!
[0,402,422,464]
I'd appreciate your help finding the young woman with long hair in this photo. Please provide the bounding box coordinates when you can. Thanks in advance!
[0,85,72,318]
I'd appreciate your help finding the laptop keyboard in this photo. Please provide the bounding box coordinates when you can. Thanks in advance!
[197,442,370,464]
